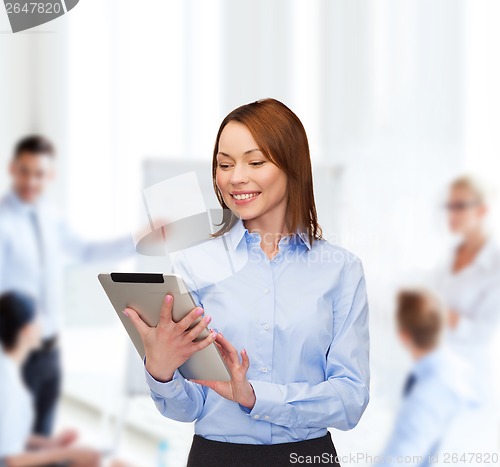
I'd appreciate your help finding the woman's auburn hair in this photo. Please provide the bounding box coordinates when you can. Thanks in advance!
[211,97,322,246]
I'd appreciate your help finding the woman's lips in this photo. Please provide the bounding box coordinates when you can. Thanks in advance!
[230,192,261,205]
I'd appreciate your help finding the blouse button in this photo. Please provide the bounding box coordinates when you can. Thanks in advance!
[263,324,270,331]
[264,288,270,294]
[260,367,268,373]
[253,414,260,419]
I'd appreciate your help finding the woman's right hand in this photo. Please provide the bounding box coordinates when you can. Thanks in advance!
[123,294,218,383]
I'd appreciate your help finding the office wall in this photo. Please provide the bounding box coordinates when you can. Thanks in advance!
[0,9,69,205]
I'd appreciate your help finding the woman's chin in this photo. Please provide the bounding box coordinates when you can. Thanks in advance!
[236,212,258,221]
[230,203,261,219]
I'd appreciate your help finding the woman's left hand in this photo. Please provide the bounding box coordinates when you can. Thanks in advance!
[191,333,256,410]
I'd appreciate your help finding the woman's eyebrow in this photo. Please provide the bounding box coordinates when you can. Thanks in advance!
[217,148,262,157]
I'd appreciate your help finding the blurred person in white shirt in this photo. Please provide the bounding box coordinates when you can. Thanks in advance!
[427,175,500,455]
[431,176,500,406]
[435,176,500,341]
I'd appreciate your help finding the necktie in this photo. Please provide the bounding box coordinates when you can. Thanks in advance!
[29,206,57,339]
[403,372,417,397]
[29,208,45,267]
[29,208,47,323]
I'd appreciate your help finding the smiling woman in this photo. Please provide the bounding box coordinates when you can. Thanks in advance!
[211,99,322,253]
[124,98,370,467]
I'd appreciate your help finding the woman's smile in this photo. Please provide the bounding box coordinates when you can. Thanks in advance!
[230,191,261,205]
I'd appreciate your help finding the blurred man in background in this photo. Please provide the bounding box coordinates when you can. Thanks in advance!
[0,135,136,437]
[375,289,479,467]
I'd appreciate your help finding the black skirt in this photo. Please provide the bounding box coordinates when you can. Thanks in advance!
[186,432,341,467]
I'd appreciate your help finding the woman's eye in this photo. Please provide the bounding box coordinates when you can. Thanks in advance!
[250,161,265,167]
[218,163,232,169]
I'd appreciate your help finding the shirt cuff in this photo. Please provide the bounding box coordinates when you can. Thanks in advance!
[238,402,251,414]
[143,357,186,398]
[243,380,289,423]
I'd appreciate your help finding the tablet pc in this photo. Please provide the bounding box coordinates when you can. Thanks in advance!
[98,272,231,382]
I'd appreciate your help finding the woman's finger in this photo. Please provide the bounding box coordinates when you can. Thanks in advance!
[123,307,150,338]
[214,340,236,369]
[240,348,250,371]
[176,306,205,333]
[214,340,230,360]
[184,314,211,342]
[157,294,174,330]
[191,329,218,353]
[215,333,240,364]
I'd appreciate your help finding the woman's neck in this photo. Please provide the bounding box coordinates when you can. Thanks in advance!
[461,228,487,253]
[452,227,488,273]
[244,215,291,259]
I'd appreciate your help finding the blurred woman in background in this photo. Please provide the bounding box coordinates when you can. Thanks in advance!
[431,175,500,447]
[433,175,500,348]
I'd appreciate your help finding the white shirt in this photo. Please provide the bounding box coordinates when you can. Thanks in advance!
[0,349,34,458]
[430,237,500,347]
[0,190,136,338]
[430,236,500,407]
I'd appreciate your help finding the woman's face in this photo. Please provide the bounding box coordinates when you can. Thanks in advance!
[446,186,486,235]
[215,121,288,226]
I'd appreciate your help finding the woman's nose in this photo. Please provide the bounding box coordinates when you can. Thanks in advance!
[230,164,249,185]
